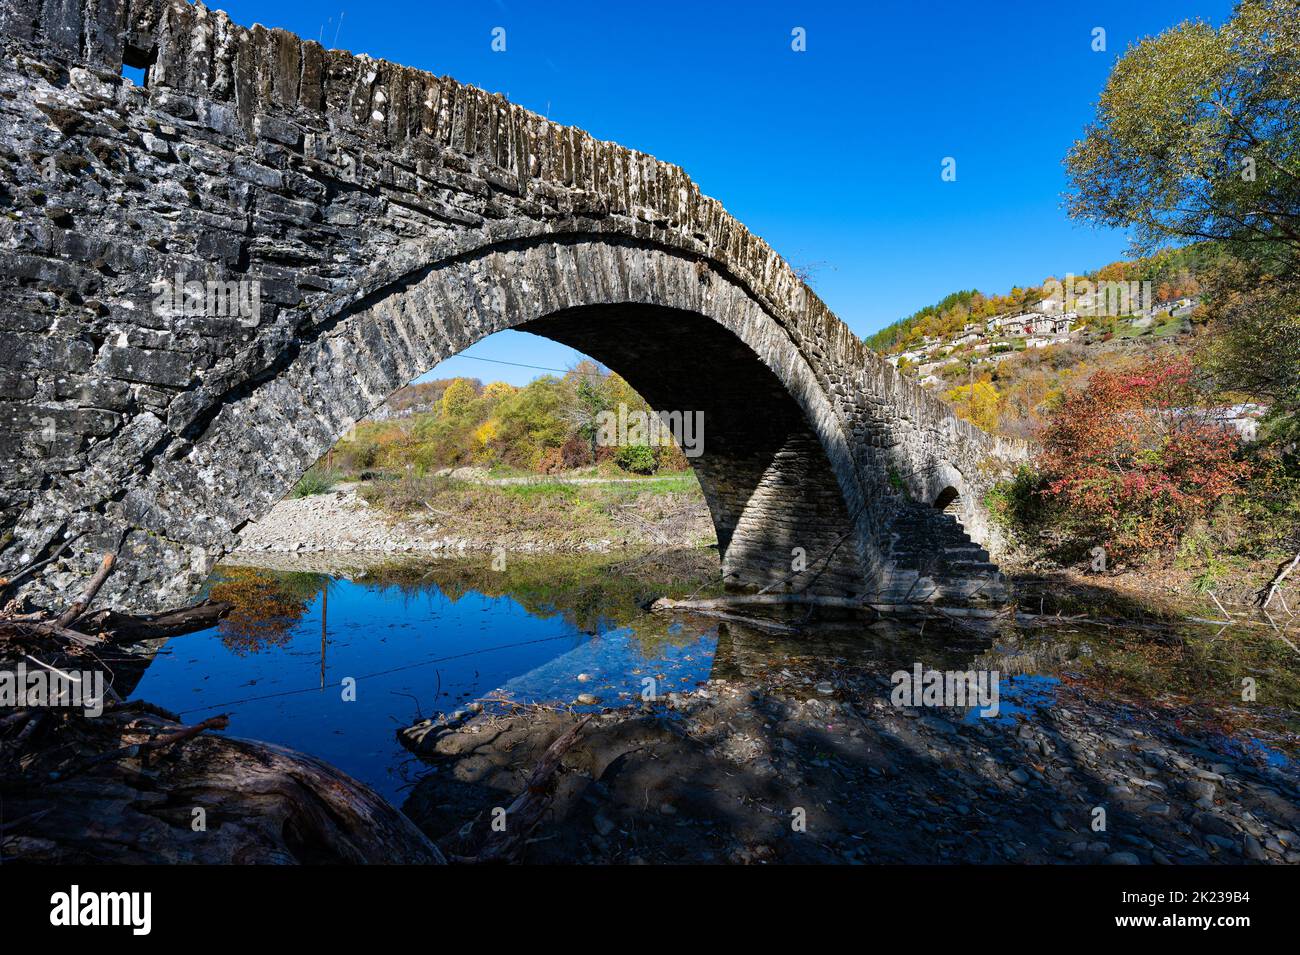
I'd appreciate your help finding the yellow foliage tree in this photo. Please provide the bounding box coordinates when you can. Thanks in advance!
[944,380,1000,432]
[439,378,478,417]
[482,381,516,404]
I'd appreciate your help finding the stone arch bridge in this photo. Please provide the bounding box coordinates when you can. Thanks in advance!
[0,0,1025,613]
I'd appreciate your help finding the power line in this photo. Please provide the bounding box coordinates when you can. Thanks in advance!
[170,631,585,716]
[446,353,610,379]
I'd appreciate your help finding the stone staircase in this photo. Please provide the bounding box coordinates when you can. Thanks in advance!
[877,499,1007,604]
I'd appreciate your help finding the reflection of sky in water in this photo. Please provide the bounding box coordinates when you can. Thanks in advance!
[129,574,717,803]
[128,567,1296,805]
[1218,735,1293,769]
[493,624,717,711]
[960,674,1060,725]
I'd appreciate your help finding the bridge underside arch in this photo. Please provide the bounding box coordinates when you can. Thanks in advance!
[524,305,865,594]
[0,1,1026,614]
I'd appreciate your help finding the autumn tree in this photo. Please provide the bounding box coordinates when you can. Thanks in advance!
[1037,356,1251,555]
[944,380,1000,432]
[438,377,480,418]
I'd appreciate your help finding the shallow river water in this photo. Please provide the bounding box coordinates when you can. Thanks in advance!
[126,558,1297,806]
[128,562,722,801]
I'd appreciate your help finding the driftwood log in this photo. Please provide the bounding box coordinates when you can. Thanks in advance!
[449,713,593,863]
[0,703,446,864]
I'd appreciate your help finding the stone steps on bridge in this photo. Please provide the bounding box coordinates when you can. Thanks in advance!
[878,500,1006,603]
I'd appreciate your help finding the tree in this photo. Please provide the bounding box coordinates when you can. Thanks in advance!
[562,369,611,463]
[438,377,479,418]
[1067,0,1300,454]
[491,376,569,467]
[1065,0,1300,264]
[944,380,1000,432]
[1199,260,1300,419]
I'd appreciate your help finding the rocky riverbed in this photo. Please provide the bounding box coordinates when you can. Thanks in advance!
[399,616,1300,865]
[231,483,498,557]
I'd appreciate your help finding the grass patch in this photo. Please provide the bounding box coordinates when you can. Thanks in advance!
[291,467,340,498]
[359,470,713,549]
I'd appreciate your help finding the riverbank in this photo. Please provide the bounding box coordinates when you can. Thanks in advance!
[5,548,1297,865]
[399,613,1300,864]
[231,475,714,559]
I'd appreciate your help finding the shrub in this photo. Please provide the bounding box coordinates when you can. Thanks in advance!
[337,438,379,472]
[655,441,691,472]
[985,465,1051,544]
[291,466,339,497]
[1037,355,1250,556]
[615,444,658,474]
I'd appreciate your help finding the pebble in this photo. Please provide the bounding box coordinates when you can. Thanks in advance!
[1242,834,1267,861]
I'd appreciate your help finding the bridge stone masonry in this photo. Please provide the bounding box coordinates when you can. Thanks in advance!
[0,0,1027,613]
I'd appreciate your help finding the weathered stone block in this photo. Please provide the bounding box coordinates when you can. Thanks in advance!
[94,344,194,387]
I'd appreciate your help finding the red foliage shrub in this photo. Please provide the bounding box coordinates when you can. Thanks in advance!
[538,436,592,474]
[1037,356,1250,555]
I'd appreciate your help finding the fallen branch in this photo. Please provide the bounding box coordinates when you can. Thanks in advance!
[653,594,870,612]
[0,808,52,835]
[661,606,802,633]
[22,652,122,704]
[1258,550,1300,609]
[0,532,85,599]
[454,713,593,863]
[55,553,115,628]
[48,714,230,782]
[650,597,809,632]
[651,594,1269,639]
[137,714,230,756]
[5,619,105,646]
[78,599,232,641]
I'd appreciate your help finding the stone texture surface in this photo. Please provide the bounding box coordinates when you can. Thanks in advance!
[0,0,1026,612]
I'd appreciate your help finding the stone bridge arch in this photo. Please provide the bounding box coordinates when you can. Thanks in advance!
[176,233,876,600]
[0,0,1026,612]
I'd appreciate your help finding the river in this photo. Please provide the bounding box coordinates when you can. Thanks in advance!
[124,554,1298,857]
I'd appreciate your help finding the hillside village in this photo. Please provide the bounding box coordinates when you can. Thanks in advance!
[884,289,1196,390]
[868,269,1267,442]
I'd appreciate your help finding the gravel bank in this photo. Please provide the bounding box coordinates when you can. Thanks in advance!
[230,483,654,558]
[399,633,1300,865]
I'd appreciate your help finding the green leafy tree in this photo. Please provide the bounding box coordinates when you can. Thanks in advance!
[1065,0,1299,261]
[562,362,611,462]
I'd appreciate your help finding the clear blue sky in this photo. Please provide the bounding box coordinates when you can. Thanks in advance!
[215,0,1234,384]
